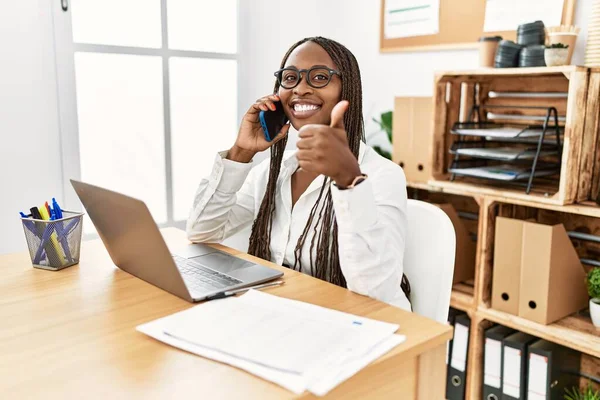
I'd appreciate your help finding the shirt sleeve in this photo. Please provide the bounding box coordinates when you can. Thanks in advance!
[186,150,262,243]
[330,164,409,309]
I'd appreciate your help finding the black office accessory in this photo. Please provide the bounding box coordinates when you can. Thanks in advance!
[495,40,524,68]
[483,325,516,400]
[526,339,581,400]
[517,21,546,46]
[446,308,465,366]
[519,45,546,67]
[501,332,538,400]
[447,313,470,400]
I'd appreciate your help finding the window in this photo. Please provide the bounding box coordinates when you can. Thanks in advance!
[57,0,238,232]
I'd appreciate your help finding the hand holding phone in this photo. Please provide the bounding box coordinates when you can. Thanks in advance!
[230,94,290,163]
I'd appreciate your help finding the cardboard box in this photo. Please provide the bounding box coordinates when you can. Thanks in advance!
[435,203,476,284]
[392,97,433,183]
[518,222,588,325]
[492,217,588,324]
[492,217,525,315]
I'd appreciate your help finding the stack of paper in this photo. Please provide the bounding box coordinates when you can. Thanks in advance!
[449,164,559,181]
[137,290,406,396]
[452,126,545,139]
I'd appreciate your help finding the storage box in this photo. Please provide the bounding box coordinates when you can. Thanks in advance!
[392,97,433,183]
[429,67,596,206]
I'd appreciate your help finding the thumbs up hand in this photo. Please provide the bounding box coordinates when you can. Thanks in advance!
[296,100,362,187]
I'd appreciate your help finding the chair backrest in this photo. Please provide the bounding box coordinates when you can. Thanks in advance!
[404,199,456,323]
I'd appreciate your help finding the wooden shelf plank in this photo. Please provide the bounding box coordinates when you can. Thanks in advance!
[427,180,562,205]
[450,287,474,313]
[407,181,600,218]
[477,306,600,358]
[436,65,583,79]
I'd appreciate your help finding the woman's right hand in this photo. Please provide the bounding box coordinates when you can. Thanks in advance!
[228,94,290,163]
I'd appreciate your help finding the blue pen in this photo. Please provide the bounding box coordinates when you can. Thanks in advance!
[52,198,63,219]
[50,198,73,263]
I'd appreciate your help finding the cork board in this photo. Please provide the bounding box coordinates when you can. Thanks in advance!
[380,0,577,53]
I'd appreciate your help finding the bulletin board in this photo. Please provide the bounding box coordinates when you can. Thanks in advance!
[379,0,577,53]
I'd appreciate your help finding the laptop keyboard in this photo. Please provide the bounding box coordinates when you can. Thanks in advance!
[173,255,242,292]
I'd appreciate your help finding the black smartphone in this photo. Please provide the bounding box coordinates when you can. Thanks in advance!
[259,101,288,142]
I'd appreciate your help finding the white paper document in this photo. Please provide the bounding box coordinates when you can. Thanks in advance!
[483,0,563,32]
[453,147,551,161]
[136,290,406,397]
[453,126,544,139]
[384,0,440,39]
[449,165,558,181]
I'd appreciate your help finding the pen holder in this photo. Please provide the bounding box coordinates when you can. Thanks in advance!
[21,211,84,271]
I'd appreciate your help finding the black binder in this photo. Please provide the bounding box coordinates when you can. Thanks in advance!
[447,313,470,400]
[501,332,537,400]
[527,339,581,400]
[483,325,515,400]
[446,308,465,399]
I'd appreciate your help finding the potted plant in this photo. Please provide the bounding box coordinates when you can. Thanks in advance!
[370,111,393,160]
[586,267,600,328]
[564,385,600,400]
[545,43,570,66]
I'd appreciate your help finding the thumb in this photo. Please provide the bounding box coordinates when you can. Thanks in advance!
[330,100,349,130]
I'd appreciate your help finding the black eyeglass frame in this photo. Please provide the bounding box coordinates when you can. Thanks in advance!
[273,65,342,89]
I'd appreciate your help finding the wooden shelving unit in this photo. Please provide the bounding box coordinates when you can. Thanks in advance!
[399,66,600,400]
[477,306,600,359]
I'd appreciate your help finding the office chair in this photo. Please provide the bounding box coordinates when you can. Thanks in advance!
[403,199,456,323]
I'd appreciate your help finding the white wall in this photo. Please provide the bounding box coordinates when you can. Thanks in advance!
[0,0,63,255]
[0,0,593,255]
[238,0,592,151]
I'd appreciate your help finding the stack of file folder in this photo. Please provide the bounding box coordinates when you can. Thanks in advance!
[481,323,582,400]
[137,290,406,396]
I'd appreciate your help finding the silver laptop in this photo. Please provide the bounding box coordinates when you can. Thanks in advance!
[71,179,283,302]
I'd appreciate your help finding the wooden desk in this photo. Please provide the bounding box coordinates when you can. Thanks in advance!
[0,228,452,399]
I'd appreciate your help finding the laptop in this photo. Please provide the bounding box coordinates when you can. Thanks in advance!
[71,179,283,302]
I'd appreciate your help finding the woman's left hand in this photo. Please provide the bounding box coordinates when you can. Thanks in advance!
[296,101,362,187]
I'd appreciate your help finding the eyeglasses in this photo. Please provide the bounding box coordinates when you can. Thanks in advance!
[274,65,341,89]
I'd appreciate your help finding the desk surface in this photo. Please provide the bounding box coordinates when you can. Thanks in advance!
[0,228,452,399]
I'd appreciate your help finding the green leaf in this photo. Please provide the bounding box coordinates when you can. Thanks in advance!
[380,111,393,143]
[373,145,392,160]
[564,386,583,400]
[566,384,600,400]
[587,268,600,299]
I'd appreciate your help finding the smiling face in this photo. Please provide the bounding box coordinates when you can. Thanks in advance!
[277,41,342,130]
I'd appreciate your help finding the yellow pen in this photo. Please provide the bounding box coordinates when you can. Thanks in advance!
[39,205,66,265]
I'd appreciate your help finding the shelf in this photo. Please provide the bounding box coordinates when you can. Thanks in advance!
[426,179,562,205]
[450,147,557,162]
[407,180,600,217]
[449,164,560,182]
[436,65,584,80]
[450,283,475,313]
[477,306,600,359]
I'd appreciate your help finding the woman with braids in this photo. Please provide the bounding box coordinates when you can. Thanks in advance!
[186,36,411,311]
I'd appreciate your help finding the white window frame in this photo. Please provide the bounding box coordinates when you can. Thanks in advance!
[51,0,240,231]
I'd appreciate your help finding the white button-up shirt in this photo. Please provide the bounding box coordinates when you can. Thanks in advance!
[186,142,411,311]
